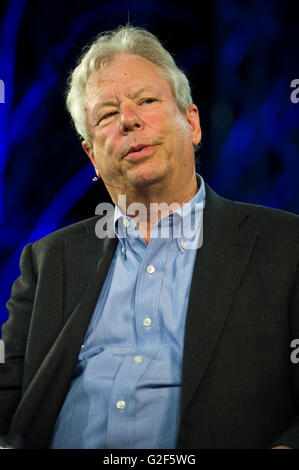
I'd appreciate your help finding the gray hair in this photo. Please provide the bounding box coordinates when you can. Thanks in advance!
[65,25,194,145]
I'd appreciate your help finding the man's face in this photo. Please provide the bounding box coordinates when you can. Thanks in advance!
[82,53,201,201]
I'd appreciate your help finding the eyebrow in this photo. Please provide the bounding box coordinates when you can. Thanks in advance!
[96,87,155,110]
[127,87,154,100]
[90,87,156,124]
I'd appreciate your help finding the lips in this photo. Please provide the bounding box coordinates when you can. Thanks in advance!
[123,144,149,157]
[123,144,157,161]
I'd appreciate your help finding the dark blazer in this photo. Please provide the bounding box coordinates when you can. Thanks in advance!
[0,184,298,449]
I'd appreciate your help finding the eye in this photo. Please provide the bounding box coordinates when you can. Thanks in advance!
[140,98,157,105]
[100,111,118,123]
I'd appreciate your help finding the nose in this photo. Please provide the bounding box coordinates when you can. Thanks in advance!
[120,104,142,134]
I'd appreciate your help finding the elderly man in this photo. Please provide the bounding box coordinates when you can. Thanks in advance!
[0,26,298,449]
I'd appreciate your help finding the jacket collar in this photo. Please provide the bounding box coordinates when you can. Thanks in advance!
[178,183,257,425]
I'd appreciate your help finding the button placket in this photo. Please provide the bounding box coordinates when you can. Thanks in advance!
[135,240,169,347]
[106,353,150,448]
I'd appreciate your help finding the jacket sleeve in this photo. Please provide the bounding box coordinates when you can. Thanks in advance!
[269,259,299,449]
[0,243,36,438]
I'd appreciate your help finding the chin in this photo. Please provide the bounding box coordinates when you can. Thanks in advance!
[127,163,167,188]
[129,169,167,189]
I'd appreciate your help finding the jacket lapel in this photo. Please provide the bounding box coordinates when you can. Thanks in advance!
[9,224,118,448]
[179,184,258,420]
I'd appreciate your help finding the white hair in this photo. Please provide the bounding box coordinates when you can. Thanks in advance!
[65,25,194,144]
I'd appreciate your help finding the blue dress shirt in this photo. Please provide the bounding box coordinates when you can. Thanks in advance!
[50,175,206,449]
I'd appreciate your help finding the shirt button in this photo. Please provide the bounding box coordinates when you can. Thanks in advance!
[123,219,130,228]
[180,241,187,249]
[116,400,126,410]
[146,265,155,274]
[143,318,152,327]
[134,355,143,364]
[121,246,125,254]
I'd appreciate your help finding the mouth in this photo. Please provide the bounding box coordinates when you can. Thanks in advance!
[123,144,158,161]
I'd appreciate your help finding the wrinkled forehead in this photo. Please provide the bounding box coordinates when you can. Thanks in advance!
[84,53,174,102]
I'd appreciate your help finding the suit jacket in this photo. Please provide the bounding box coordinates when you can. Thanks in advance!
[0,183,298,449]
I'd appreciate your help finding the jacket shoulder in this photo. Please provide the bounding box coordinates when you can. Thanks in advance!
[30,216,100,251]
[34,216,99,243]
[233,199,299,225]
[205,184,299,254]
[205,183,299,229]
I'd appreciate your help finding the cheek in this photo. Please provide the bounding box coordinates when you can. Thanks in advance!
[172,114,191,142]
[161,106,186,132]
[93,129,122,176]
[94,128,119,157]
[162,114,189,149]
[149,112,175,146]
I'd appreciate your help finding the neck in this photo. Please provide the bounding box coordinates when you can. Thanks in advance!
[116,172,199,244]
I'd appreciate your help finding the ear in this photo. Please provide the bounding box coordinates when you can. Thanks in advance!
[186,104,202,147]
[82,141,101,178]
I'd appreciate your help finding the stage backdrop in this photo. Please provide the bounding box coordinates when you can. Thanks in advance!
[0,0,298,329]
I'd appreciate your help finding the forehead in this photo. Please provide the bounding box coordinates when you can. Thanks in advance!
[85,53,174,105]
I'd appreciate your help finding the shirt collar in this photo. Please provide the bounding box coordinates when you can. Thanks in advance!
[113,173,206,252]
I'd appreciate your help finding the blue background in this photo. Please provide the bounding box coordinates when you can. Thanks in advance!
[0,0,298,330]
